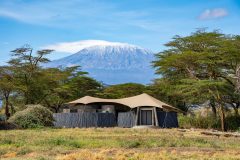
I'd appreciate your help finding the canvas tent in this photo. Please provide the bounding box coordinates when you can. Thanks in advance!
[68,93,183,113]
[53,93,182,128]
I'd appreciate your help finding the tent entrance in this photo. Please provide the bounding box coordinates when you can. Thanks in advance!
[140,108,153,125]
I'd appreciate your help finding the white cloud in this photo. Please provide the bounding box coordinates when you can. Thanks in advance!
[199,8,228,20]
[0,1,115,27]
[41,40,132,53]
[0,1,164,32]
[0,10,22,20]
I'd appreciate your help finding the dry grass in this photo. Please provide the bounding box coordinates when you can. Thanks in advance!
[0,128,240,159]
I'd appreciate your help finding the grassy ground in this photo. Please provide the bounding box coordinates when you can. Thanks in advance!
[0,128,240,160]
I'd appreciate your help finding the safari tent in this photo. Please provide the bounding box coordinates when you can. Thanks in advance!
[53,93,183,128]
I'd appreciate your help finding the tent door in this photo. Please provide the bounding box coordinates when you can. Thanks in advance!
[140,109,153,125]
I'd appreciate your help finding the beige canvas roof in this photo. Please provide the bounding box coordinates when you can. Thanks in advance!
[68,93,183,113]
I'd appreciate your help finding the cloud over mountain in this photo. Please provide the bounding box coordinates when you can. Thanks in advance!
[42,40,138,54]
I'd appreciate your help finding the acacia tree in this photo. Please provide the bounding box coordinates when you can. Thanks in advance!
[0,45,104,115]
[0,66,15,118]
[41,66,102,113]
[147,79,188,112]
[39,67,72,113]
[221,36,240,115]
[8,45,53,104]
[153,30,237,131]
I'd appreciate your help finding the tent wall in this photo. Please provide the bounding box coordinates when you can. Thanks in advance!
[53,111,178,128]
[157,111,178,128]
[117,111,178,128]
[53,113,116,128]
[117,111,135,128]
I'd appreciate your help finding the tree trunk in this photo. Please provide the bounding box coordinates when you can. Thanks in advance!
[4,94,10,119]
[54,105,61,113]
[219,104,226,132]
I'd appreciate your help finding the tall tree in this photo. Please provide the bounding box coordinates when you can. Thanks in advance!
[153,30,236,131]
[8,45,53,104]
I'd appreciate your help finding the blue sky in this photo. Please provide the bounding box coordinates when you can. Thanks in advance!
[0,0,240,64]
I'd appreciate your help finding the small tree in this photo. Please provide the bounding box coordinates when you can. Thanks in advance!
[0,66,15,118]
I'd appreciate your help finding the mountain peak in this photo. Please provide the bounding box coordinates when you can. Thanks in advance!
[45,40,156,84]
[77,43,152,56]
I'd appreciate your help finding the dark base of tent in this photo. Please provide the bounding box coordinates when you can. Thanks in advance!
[117,111,178,128]
[53,113,116,128]
[53,111,178,128]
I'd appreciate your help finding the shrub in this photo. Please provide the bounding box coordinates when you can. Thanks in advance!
[179,114,240,131]
[0,121,18,130]
[178,114,220,129]
[8,105,54,128]
[225,115,240,131]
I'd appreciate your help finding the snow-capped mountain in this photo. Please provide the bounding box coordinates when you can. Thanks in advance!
[45,41,156,84]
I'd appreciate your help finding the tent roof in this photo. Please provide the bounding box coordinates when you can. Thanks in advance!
[68,93,183,113]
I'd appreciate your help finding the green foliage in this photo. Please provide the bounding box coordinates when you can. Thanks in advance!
[42,68,102,112]
[8,105,54,128]
[178,114,220,129]
[67,75,102,99]
[0,46,103,114]
[179,114,240,131]
[8,46,53,105]
[98,83,146,98]
[153,29,240,131]
[147,79,188,111]
[153,30,230,103]
[225,115,240,131]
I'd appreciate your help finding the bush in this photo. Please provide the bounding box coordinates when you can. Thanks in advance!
[179,114,240,131]
[8,105,54,128]
[225,115,240,131]
[0,121,18,130]
[178,114,220,130]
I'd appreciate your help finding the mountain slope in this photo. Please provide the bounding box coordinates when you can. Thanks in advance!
[45,42,156,84]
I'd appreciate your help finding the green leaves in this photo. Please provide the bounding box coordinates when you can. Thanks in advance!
[98,83,146,99]
[0,46,103,114]
[153,29,240,109]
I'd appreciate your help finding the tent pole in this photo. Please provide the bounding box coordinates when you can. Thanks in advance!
[135,107,140,126]
[154,107,159,127]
